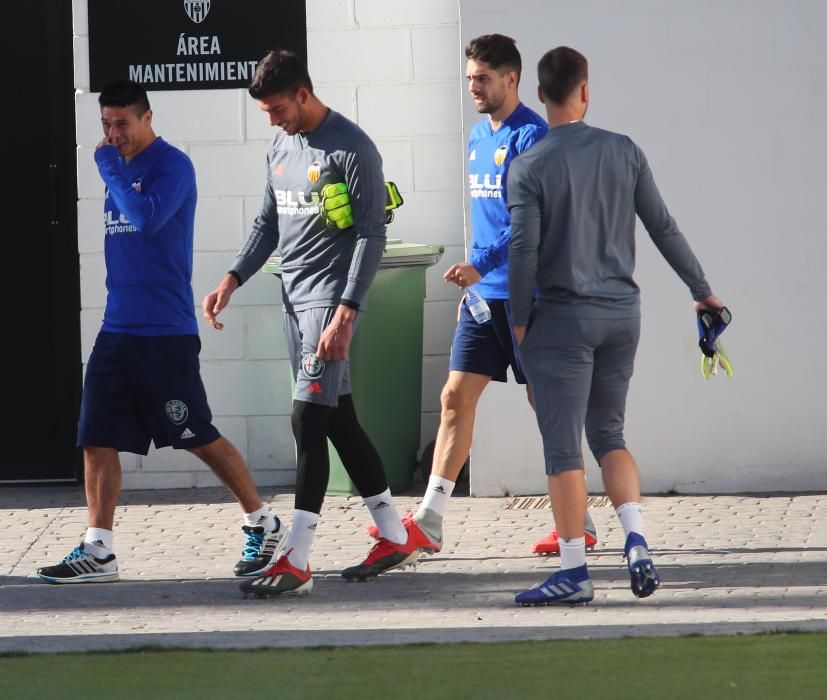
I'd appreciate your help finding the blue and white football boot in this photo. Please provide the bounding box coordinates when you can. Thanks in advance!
[515,564,594,606]
[625,532,661,598]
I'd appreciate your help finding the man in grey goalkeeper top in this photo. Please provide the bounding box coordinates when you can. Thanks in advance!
[203,50,434,598]
[507,46,727,606]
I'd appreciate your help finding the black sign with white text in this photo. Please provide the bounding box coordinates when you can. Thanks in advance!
[88,0,307,91]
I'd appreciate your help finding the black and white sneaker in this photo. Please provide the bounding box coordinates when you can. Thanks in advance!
[234,519,289,577]
[37,544,119,584]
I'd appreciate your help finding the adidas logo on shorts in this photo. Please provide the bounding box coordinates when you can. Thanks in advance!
[180,428,196,440]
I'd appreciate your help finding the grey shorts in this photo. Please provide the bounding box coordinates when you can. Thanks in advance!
[519,305,640,474]
[283,306,362,407]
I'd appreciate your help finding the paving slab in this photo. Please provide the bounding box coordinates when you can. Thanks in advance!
[1,487,826,653]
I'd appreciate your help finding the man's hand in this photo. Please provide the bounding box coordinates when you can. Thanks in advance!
[694,295,734,380]
[96,137,114,150]
[320,182,354,229]
[694,294,726,313]
[444,262,481,289]
[202,273,239,330]
[513,325,527,346]
[316,305,356,361]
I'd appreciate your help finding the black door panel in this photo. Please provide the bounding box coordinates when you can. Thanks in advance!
[2,1,81,481]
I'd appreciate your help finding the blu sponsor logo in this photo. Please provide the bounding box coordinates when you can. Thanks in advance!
[274,189,321,216]
[468,172,503,199]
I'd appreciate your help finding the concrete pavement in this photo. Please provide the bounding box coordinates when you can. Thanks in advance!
[1,486,826,653]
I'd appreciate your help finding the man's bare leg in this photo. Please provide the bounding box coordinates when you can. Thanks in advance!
[413,371,491,545]
[188,436,264,513]
[600,448,660,597]
[514,467,594,605]
[190,437,286,577]
[548,469,588,540]
[36,446,122,583]
[430,371,491,481]
[599,448,641,508]
[525,385,598,554]
[84,446,122,531]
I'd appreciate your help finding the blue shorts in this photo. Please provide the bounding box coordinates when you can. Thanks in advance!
[449,298,527,383]
[77,332,221,454]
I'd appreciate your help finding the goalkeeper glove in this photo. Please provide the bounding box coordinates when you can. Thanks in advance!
[320,181,405,228]
[320,182,354,229]
[697,307,734,379]
[384,181,404,223]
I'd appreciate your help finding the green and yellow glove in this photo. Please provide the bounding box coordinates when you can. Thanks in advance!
[701,341,734,379]
[697,308,734,380]
[320,182,354,229]
[384,181,404,223]
[321,181,405,229]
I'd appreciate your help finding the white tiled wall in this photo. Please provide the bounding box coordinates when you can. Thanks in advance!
[460,0,827,494]
[71,0,463,488]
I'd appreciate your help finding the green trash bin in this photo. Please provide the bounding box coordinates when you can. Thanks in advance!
[264,239,444,495]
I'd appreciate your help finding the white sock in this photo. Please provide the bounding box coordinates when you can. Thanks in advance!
[363,489,406,544]
[243,505,276,533]
[559,536,587,570]
[616,502,645,538]
[284,510,319,570]
[416,475,455,518]
[84,527,113,557]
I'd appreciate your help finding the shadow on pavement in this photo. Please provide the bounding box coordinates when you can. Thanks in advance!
[3,557,827,613]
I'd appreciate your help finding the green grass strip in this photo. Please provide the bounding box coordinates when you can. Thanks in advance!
[1,632,825,699]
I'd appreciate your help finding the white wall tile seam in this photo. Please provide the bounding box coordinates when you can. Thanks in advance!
[353,85,360,123]
[342,79,457,87]
[351,23,459,29]
[238,90,248,142]
[310,26,444,34]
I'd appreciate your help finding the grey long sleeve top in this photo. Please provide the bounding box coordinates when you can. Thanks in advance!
[230,110,387,313]
[507,121,712,325]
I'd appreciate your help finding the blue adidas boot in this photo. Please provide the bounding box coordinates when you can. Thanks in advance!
[625,532,661,598]
[515,564,594,606]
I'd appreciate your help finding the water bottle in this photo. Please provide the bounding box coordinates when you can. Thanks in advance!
[465,285,491,324]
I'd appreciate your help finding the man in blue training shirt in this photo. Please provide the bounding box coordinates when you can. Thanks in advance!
[37,80,286,585]
[399,35,597,554]
[509,47,727,605]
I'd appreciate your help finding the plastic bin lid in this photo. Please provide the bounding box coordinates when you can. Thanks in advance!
[378,239,444,268]
[264,238,443,274]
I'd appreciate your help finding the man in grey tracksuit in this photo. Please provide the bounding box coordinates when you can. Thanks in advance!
[508,46,727,605]
[203,50,433,598]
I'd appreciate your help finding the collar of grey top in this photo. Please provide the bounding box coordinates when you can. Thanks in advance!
[298,108,334,144]
[550,120,586,130]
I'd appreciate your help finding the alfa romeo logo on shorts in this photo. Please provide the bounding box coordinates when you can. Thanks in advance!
[302,353,325,379]
[165,400,189,425]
